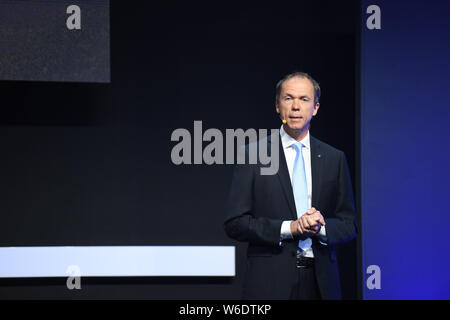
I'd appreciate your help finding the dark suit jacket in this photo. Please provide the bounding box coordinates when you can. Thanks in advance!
[224,133,357,300]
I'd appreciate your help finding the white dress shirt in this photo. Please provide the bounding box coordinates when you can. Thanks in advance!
[279,126,327,257]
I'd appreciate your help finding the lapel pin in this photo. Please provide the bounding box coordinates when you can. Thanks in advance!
[317,154,322,158]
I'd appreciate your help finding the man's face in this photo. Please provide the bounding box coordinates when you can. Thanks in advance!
[276,77,320,132]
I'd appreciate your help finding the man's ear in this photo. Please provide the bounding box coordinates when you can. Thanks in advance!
[313,102,320,116]
[275,102,280,114]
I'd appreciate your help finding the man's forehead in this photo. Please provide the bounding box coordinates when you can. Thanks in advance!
[282,77,314,95]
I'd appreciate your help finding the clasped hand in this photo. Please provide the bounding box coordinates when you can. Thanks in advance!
[290,207,326,238]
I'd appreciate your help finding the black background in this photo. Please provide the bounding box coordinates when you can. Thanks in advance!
[0,0,110,82]
[0,0,359,299]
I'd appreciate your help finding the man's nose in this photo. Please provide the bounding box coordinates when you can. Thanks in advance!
[292,99,301,109]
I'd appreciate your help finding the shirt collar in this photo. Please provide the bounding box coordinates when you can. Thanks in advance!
[280,125,310,150]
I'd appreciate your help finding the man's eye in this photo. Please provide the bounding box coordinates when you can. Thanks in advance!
[285,97,291,101]
[302,98,310,101]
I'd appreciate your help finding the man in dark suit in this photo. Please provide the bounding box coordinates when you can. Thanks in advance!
[224,72,356,300]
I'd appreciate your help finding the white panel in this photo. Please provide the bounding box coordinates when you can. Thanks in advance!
[0,246,235,278]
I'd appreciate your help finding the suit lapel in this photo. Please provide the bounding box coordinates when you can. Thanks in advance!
[273,133,298,220]
[310,136,322,209]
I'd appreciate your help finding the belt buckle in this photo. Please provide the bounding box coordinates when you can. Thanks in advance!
[296,250,307,268]
[296,250,313,268]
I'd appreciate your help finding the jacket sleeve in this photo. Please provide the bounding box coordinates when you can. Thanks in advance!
[324,151,358,246]
[223,161,284,247]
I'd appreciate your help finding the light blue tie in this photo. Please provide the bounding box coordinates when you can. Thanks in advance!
[292,142,312,252]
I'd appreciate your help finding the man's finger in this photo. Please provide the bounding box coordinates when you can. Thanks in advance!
[296,221,303,234]
[306,215,317,227]
[309,211,325,226]
[298,218,308,234]
[301,215,312,228]
[315,211,326,225]
[309,217,321,227]
[309,213,323,225]
[306,208,316,215]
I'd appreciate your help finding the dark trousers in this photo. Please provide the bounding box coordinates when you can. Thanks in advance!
[289,266,321,300]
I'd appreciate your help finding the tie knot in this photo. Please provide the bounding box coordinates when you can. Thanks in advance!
[293,141,303,152]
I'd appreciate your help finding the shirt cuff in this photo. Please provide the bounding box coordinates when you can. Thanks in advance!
[317,225,328,246]
[279,220,294,245]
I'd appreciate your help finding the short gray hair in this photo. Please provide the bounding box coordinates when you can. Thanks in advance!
[275,71,321,105]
